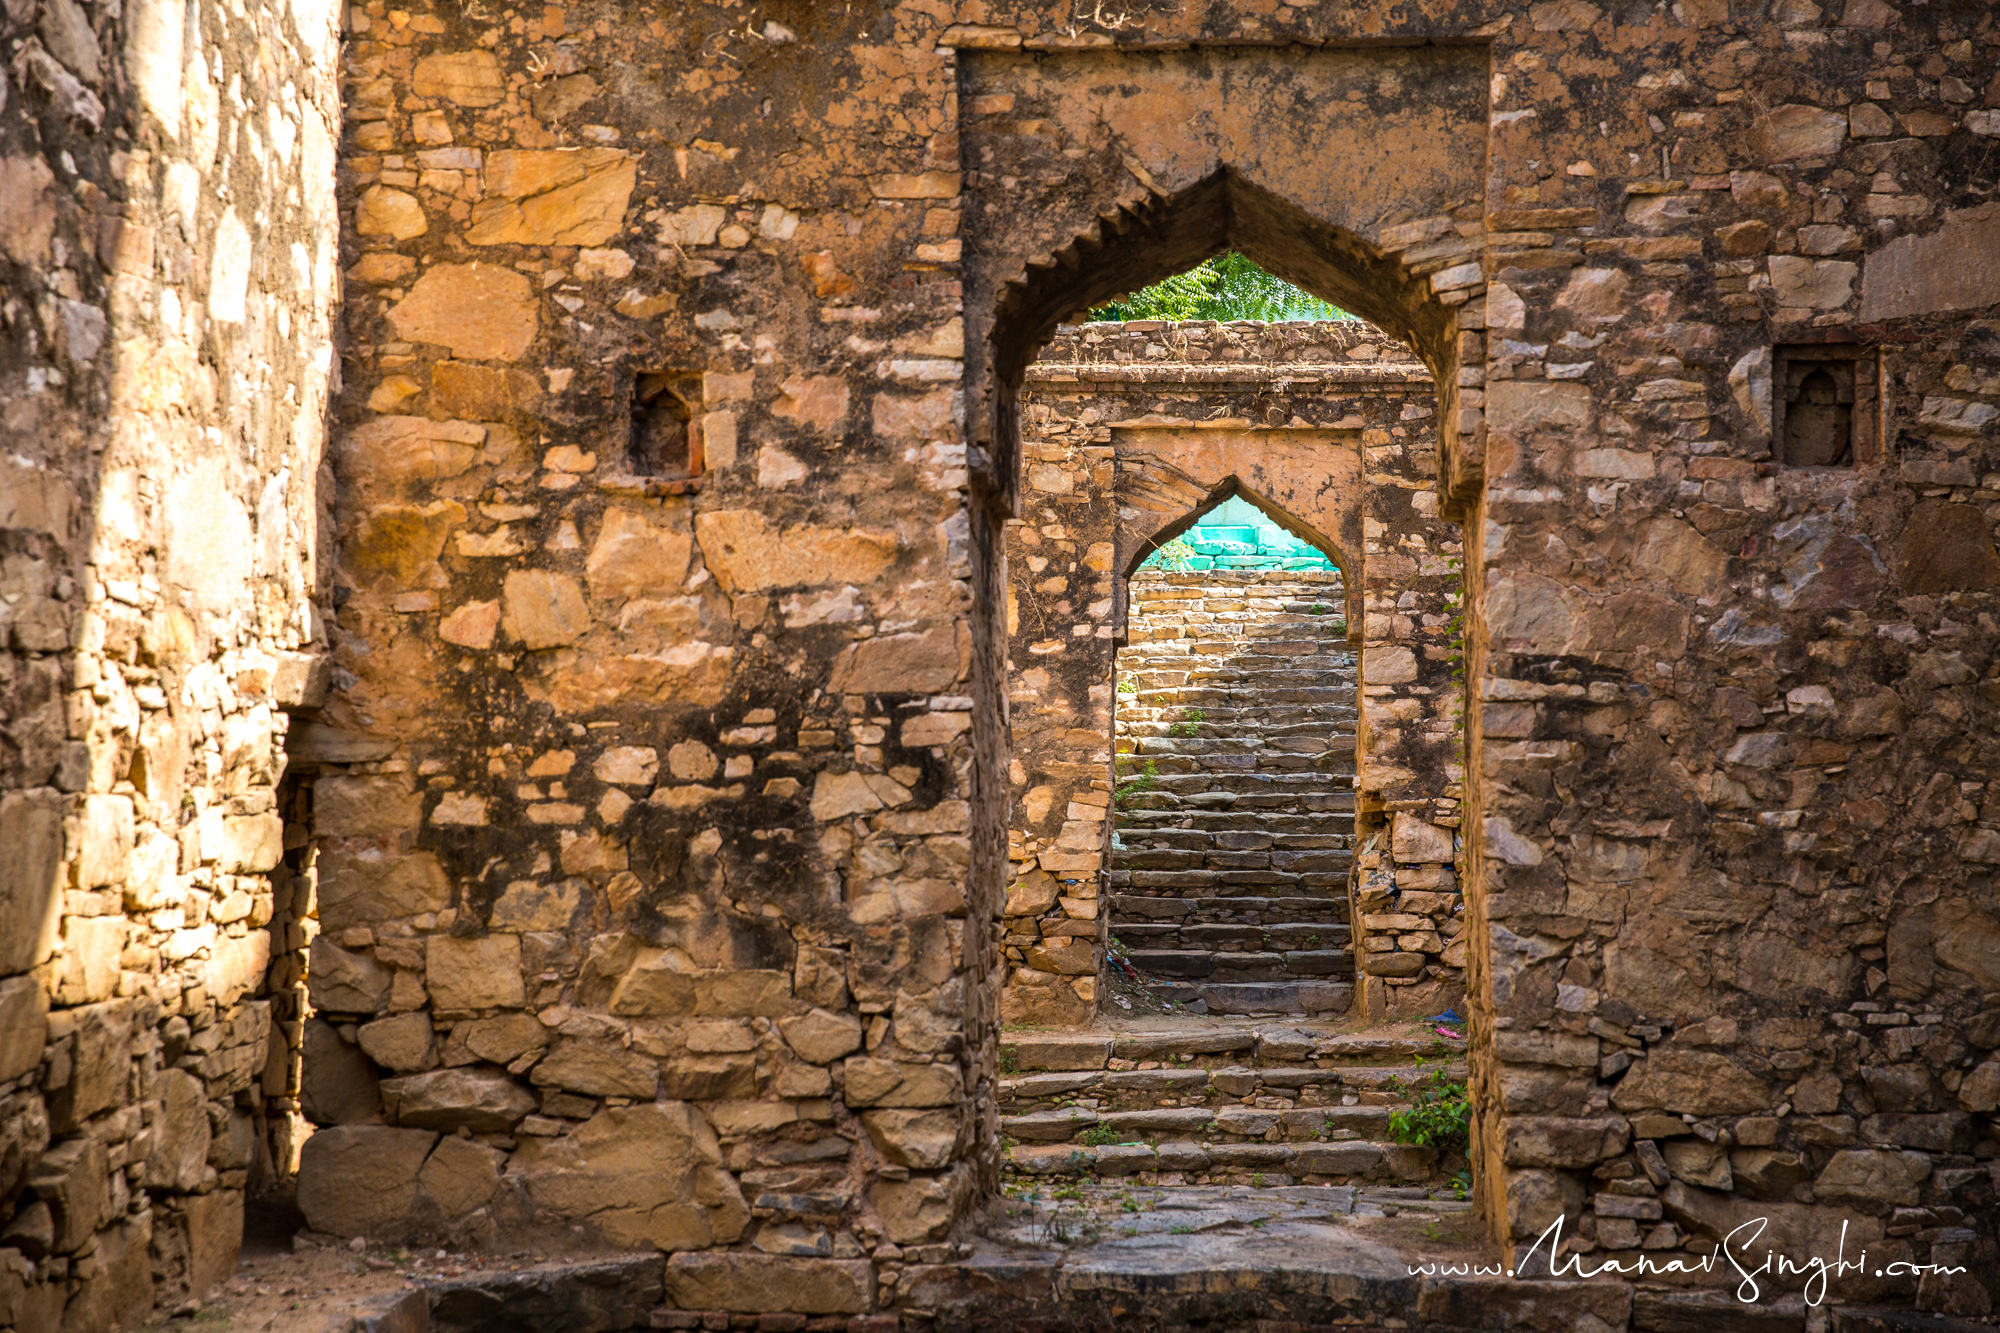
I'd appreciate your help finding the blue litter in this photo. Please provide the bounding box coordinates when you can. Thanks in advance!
[1422,1008,1463,1025]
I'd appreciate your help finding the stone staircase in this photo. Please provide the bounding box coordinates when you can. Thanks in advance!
[1110,570,1358,1015]
[996,1023,1467,1191]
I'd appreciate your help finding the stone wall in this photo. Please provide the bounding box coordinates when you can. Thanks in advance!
[296,0,996,1270]
[0,0,341,1317]
[15,0,2000,1316]
[1004,319,1463,1026]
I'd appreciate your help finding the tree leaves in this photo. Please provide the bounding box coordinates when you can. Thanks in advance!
[1088,252,1351,323]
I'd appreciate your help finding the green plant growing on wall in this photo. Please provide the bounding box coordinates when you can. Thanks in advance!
[1112,758,1160,809]
[1388,1068,1471,1158]
[1116,676,1137,694]
[1090,252,1354,323]
[1170,706,1205,738]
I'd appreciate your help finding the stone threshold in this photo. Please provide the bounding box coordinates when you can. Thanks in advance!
[308,1191,1977,1333]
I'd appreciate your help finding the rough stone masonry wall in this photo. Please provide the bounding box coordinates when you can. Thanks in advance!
[22,0,2000,1317]
[300,0,995,1288]
[944,7,2000,1304]
[1004,318,1463,1028]
[0,0,341,1318]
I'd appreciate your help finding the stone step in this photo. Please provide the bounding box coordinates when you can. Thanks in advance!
[1142,979,1354,1015]
[999,1061,1464,1110]
[1126,948,1353,982]
[1109,895,1353,923]
[1115,829,1353,849]
[1002,1102,1402,1144]
[999,1029,1465,1073]
[1119,808,1355,827]
[1109,877,1352,901]
[1111,922,1352,952]
[1002,1138,1443,1187]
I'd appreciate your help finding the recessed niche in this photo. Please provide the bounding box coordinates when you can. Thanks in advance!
[1773,345,1877,468]
[630,371,702,478]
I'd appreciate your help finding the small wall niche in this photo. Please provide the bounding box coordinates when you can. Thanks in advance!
[629,371,703,479]
[1774,345,1877,468]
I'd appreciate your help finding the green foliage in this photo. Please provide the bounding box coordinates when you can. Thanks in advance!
[1388,1069,1472,1157]
[1151,536,1198,571]
[1112,758,1160,809]
[1078,1126,1128,1146]
[1090,252,1354,323]
[1116,676,1137,694]
[1170,706,1205,738]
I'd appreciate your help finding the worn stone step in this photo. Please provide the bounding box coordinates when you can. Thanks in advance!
[1126,949,1354,982]
[1001,1103,1402,1144]
[1002,1138,1443,1187]
[1141,980,1355,1015]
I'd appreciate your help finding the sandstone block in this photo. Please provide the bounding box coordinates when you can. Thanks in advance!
[1390,815,1453,864]
[468,149,635,247]
[1768,255,1857,309]
[659,1055,757,1100]
[56,914,123,1004]
[1893,500,2000,595]
[412,50,504,105]
[779,1009,864,1064]
[315,776,422,840]
[1754,104,1847,162]
[1493,1030,1598,1069]
[387,263,538,362]
[417,1135,504,1217]
[317,849,451,931]
[309,939,393,1015]
[861,1109,960,1169]
[587,509,693,602]
[358,1013,438,1073]
[1502,1116,1630,1168]
[826,625,963,694]
[530,1040,659,1098]
[663,1254,871,1314]
[1662,1138,1733,1190]
[593,745,660,786]
[214,812,283,873]
[512,1103,747,1251]
[1861,203,2000,321]
[427,934,525,1011]
[382,1067,536,1132]
[29,1135,107,1251]
[841,1058,960,1108]
[299,1019,383,1126]
[0,978,48,1084]
[51,1000,132,1131]
[489,879,581,932]
[1611,1050,1772,1116]
[144,1068,214,1192]
[441,1014,548,1067]
[356,185,427,239]
[872,1170,959,1244]
[77,794,134,887]
[1296,1141,1384,1175]
[693,510,897,594]
[503,569,590,649]
[0,789,64,975]
[298,1125,440,1239]
[608,953,792,1018]
[1813,1148,1931,1207]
